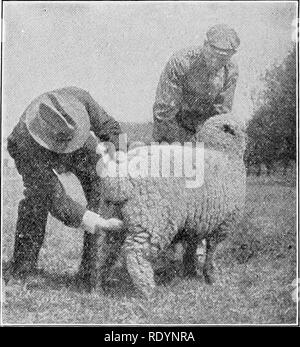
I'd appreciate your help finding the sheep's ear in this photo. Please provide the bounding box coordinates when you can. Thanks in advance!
[96,143,108,156]
[222,124,235,136]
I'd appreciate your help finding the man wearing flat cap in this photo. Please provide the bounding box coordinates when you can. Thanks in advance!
[6,86,123,287]
[153,24,240,143]
[152,24,240,278]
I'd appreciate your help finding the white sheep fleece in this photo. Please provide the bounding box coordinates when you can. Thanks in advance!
[95,113,246,296]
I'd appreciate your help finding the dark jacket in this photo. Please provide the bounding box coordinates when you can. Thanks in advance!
[7,86,122,228]
[153,46,239,142]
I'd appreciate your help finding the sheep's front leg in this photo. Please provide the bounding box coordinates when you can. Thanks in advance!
[124,234,156,298]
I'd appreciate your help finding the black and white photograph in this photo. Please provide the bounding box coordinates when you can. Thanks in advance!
[1,1,298,327]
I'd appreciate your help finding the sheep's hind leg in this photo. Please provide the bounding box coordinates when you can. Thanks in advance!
[182,236,198,278]
[124,235,156,298]
[181,230,206,279]
[203,233,218,285]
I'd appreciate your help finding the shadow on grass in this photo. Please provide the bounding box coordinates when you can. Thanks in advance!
[15,267,139,299]
[3,260,188,301]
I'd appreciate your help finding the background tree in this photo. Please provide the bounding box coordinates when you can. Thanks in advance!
[245,45,296,175]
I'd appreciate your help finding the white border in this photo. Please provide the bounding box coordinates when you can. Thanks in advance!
[0,0,299,327]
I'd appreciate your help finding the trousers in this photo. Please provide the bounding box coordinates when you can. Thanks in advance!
[7,136,102,277]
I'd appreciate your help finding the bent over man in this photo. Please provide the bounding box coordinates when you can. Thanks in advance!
[6,86,123,285]
[153,24,240,144]
[152,24,241,279]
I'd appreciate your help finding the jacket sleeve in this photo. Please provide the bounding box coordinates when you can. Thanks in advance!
[7,116,87,228]
[47,170,87,228]
[14,152,86,228]
[66,86,122,150]
[213,61,239,114]
[153,56,185,142]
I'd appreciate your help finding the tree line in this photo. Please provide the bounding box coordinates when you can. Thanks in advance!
[245,45,296,176]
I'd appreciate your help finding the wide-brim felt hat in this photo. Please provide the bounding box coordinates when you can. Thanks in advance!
[25,91,90,153]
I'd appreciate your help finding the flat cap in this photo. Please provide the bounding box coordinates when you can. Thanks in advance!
[206,24,240,52]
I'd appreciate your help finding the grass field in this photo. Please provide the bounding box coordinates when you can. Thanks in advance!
[1,169,298,325]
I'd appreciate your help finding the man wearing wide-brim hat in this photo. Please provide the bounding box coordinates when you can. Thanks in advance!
[5,86,123,288]
[153,24,240,143]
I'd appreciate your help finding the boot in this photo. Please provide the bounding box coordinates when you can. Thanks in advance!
[9,198,47,280]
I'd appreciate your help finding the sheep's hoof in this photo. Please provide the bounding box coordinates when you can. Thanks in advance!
[203,273,214,285]
[139,291,155,301]
[73,277,92,293]
[154,263,179,284]
[136,286,156,301]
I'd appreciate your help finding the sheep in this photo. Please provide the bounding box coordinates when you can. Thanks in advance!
[92,113,246,296]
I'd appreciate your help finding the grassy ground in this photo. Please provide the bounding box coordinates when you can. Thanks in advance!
[1,170,297,324]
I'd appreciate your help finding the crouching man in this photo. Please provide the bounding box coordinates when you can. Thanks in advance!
[5,86,123,288]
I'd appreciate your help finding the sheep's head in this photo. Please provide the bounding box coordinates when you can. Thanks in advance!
[196,114,246,157]
[96,150,136,203]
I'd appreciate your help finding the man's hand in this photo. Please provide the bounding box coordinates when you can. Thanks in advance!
[81,210,124,234]
[214,104,230,115]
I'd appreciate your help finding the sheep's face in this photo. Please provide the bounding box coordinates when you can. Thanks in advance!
[96,152,135,203]
[196,114,246,157]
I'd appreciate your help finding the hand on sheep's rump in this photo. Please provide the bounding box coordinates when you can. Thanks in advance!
[81,210,123,234]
